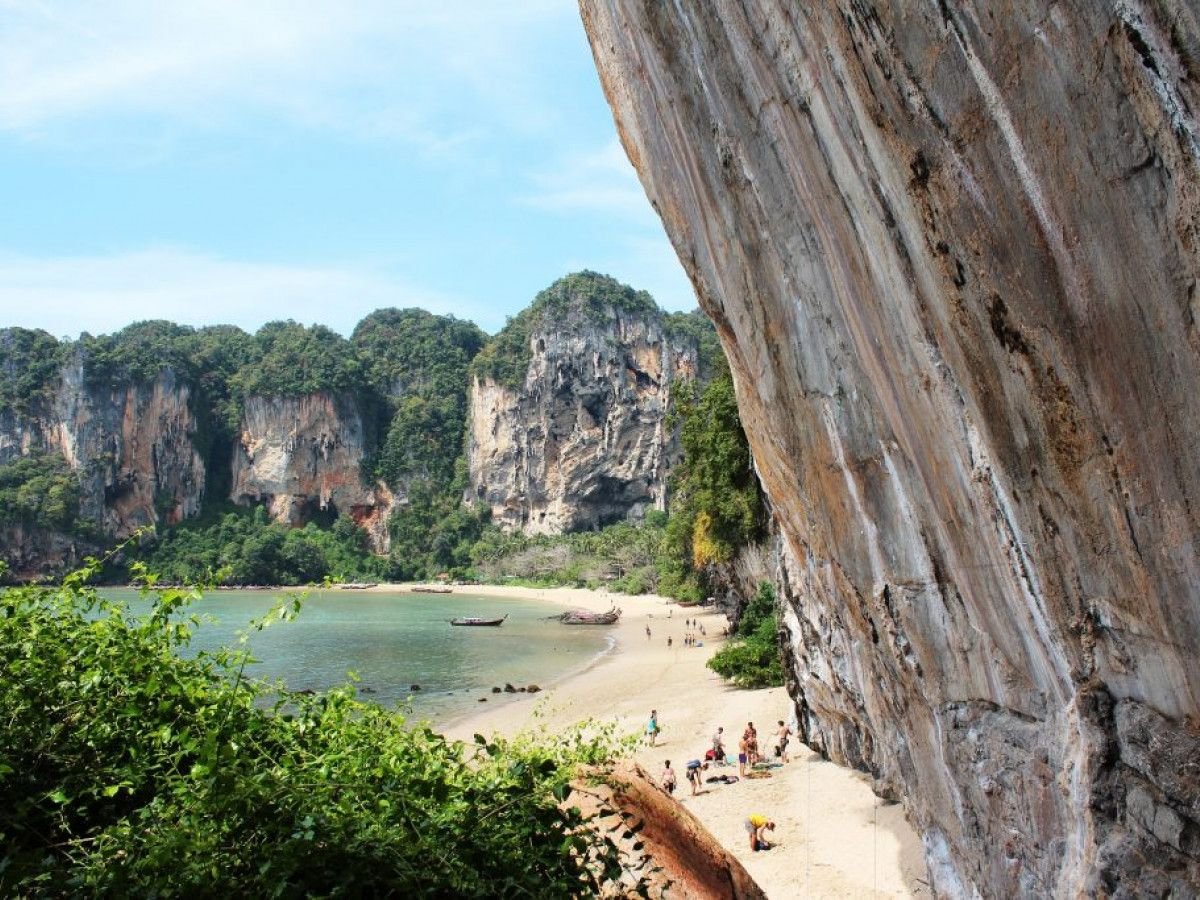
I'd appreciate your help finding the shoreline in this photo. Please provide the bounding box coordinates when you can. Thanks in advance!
[423,583,929,899]
[109,578,929,896]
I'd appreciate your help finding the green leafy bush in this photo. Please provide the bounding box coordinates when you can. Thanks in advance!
[707,582,785,688]
[0,561,628,896]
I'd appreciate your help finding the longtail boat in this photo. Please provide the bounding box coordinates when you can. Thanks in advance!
[450,615,507,627]
[557,607,621,625]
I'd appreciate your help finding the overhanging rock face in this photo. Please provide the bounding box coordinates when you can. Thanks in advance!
[580,2,1200,894]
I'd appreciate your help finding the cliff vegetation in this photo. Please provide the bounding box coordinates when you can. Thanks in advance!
[0,328,68,416]
[469,270,659,390]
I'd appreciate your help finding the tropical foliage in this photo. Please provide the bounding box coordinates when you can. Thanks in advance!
[0,559,630,896]
[0,452,83,533]
[135,507,386,586]
[352,308,486,492]
[662,365,763,590]
[231,321,365,398]
[707,582,785,688]
[0,328,68,416]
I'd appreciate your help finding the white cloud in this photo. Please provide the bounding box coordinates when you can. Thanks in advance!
[522,139,657,222]
[0,1,574,150]
[0,248,504,338]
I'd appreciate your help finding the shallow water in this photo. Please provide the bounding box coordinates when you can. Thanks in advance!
[100,587,613,726]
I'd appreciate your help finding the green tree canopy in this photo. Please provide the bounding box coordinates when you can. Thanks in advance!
[0,452,82,533]
[352,309,487,491]
[351,307,486,398]
[232,321,364,398]
[80,320,203,388]
[0,328,68,416]
[470,271,664,390]
[0,566,630,895]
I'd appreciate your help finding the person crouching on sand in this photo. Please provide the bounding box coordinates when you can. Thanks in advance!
[745,814,775,851]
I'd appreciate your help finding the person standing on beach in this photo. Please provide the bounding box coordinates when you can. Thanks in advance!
[744,723,759,765]
[744,815,775,852]
[775,720,792,761]
[661,760,677,794]
[686,760,703,795]
[737,734,748,776]
[712,726,725,760]
[647,709,660,746]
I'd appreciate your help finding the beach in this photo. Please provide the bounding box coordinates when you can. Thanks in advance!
[416,584,930,898]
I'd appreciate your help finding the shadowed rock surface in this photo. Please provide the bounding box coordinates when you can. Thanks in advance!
[581,1,1200,894]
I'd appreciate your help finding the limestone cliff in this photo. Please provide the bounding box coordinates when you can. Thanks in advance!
[582,1,1200,894]
[0,355,205,537]
[231,393,394,551]
[466,274,698,533]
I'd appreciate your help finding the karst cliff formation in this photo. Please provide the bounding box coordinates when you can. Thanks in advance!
[0,275,706,575]
[581,1,1200,894]
[0,349,206,572]
[466,273,700,533]
[231,393,395,552]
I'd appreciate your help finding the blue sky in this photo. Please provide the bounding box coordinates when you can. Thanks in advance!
[0,1,694,338]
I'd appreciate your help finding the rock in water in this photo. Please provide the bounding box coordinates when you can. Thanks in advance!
[582,2,1200,895]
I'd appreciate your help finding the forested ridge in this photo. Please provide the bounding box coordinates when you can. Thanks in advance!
[0,272,768,611]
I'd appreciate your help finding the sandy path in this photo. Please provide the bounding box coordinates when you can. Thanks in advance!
[387,583,930,898]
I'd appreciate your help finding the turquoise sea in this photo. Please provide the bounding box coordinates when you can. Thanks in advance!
[100,588,614,727]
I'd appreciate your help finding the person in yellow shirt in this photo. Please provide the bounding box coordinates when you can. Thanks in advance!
[744,814,775,851]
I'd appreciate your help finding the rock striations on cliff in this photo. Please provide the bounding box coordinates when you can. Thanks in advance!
[231,392,394,552]
[0,339,206,572]
[465,272,699,534]
[582,1,1200,895]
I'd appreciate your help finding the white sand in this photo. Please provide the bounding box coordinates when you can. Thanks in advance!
[389,583,930,899]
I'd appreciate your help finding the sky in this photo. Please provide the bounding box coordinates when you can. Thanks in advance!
[0,1,694,339]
